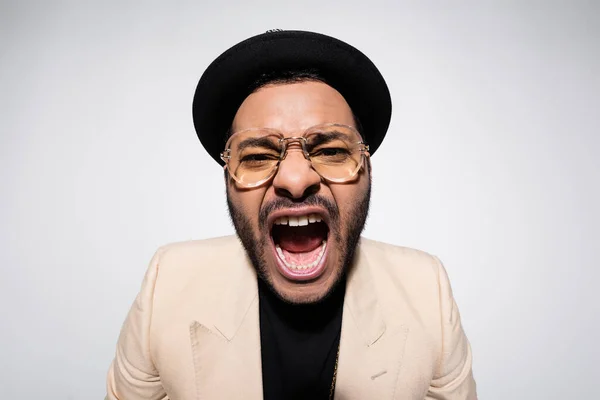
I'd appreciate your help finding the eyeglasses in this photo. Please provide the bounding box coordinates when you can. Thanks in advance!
[220,123,370,188]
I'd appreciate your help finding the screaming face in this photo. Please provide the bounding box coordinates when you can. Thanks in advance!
[226,81,371,304]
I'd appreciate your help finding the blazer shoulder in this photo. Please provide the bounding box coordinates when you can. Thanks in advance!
[158,234,242,253]
[148,235,246,293]
[358,237,441,276]
[154,235,243,266]
[357,237,446,323]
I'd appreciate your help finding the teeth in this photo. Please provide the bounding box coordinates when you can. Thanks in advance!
[275,241,327,271]
[273,213,323,226]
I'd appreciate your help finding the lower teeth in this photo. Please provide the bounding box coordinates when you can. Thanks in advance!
[275,240,327,271]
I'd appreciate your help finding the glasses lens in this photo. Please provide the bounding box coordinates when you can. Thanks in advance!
[225,130,281,186]
[305,125,365,181]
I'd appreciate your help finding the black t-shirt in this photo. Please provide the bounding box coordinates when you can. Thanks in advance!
[258,279,345,400]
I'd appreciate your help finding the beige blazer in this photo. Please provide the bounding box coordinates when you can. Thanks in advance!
[106,236,476,399]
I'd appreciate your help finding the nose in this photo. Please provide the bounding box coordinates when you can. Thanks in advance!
[272,147,321,199]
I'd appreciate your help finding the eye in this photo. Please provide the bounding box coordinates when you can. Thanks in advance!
[239,153,279,166]
[312,148,351,158]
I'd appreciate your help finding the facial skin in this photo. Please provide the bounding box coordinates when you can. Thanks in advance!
[226,81,371,304]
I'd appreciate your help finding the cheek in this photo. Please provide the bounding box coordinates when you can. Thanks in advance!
[330,178,369,215]
[228,184,267,225]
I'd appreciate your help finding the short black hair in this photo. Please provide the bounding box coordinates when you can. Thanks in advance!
[247,68,327,92]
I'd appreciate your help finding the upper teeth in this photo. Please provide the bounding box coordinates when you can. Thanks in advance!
[274,213,323,226]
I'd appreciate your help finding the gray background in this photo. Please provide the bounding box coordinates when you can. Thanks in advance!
[1,1,598,399]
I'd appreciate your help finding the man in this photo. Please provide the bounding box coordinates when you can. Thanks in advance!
[106,30,476,399]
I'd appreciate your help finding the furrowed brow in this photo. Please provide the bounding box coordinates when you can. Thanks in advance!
[306,131,348,151]
[236,137,280,152]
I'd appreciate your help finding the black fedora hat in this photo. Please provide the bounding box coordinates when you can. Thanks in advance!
[192,30,392,165]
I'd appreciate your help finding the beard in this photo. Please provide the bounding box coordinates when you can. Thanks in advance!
[226,183,371,304]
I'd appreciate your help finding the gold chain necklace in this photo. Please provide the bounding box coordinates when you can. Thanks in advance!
[329,344,340,400]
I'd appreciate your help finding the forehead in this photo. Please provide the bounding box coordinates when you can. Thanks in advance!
[231,81,355,134]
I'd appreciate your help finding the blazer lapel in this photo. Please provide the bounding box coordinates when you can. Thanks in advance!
[334,243,409,400]
[189,252,263,400]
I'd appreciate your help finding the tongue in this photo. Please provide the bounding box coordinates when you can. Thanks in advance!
[281,245,323,266]
[275,224,324,253]
[279,235,321,253]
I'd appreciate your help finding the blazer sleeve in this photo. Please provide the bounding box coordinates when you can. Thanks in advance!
[426,256,477,400]
[106,249,169,400]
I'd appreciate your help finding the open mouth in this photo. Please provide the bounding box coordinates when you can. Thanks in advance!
[269,211,330,281]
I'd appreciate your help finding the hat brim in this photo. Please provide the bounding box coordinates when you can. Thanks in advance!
[192,30,392,166]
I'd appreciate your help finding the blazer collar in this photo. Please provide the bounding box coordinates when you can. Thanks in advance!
[189,244,263,399]
[335,241,409,400]
[343,241,387,346]
[205,245,259,341]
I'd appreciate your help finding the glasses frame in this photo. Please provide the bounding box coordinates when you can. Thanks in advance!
[220,123,370,188]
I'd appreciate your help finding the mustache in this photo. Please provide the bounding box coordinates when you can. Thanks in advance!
[259,194,339,228]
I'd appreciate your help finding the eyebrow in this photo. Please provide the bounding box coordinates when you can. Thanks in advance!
[306,131,347,150]
[236,137,280,152]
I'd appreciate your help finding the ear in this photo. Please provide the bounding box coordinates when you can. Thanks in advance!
[363,156,372,175]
